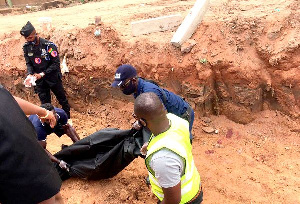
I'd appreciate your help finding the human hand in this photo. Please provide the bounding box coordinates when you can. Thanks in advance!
[59,160,70,172]
[24,75,36,87]
[132,120,143,130]
[140,142,148,156]
[46,111,56,128]
[24,75,33,87]
[39,110,56,128]
[34,73,42,80]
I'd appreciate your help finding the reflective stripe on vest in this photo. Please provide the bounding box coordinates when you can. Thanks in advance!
[145,113,201,203]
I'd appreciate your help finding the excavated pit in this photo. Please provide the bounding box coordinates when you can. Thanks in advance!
[0,0,300,203]
[1,16,299,124]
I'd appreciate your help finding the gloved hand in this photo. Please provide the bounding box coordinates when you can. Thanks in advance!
[132,120,143,130]
[140,142,148,156]
[59,160,70,172]
[24,75,36,87]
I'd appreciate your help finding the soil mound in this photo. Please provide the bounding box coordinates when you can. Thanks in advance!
[0,0,300,203]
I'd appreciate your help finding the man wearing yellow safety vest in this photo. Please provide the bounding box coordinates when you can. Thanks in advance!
[134,92,203,204]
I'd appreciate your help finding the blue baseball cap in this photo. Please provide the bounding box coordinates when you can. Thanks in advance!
[111,64,137,87]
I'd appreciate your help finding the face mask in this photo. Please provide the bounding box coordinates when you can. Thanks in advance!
[122,80,136,95]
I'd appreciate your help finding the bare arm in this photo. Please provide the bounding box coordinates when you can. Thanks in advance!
[38,141,60,163]
[38,141,69,171]
[14,96,56,128]
[152,151,183,204]
[14,96,46,115]
[44,149,60,164]
[63,123,80,142]
[161,182,181,204]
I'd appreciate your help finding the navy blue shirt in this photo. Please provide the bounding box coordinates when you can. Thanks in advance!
[133,78,188,116]
[28,108,68,141]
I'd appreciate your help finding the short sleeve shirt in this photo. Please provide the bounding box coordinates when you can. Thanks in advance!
[150,148,184,188]
[28,108,68,141]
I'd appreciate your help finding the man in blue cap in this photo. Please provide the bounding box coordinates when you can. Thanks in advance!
[29,103,80,164]
[112,64,195,141]
[20,21,71,119]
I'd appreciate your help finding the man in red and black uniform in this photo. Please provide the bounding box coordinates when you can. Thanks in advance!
[20,21,71,118]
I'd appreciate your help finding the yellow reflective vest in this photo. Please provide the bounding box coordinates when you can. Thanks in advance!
[145,113,201,203]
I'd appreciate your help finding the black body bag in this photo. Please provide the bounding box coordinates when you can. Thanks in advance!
[54,128,150,180]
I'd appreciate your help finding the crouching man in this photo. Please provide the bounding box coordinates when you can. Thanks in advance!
[29,103,80,168]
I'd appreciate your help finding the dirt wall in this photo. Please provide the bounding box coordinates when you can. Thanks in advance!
[1,1,300,203]
[0,0,299,124]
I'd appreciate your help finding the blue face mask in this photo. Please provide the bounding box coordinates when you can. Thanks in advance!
[122,80,136,95]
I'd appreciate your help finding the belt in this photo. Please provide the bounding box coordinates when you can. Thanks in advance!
[187,186,203,204]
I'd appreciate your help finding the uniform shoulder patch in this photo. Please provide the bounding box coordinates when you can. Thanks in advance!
[51,51,58,57]
[48,47,53,53]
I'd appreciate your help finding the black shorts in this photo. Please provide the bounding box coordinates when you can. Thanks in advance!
[0,85,62,204]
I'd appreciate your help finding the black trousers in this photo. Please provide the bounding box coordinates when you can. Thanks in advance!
[157,188,203,204]
[35,79,70,118]
[187,189,203,204]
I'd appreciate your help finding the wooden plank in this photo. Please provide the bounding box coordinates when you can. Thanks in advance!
[131,14,182,37]
[171,0,210,47]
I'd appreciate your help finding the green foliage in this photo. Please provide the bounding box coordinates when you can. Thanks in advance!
[199,58,208,64]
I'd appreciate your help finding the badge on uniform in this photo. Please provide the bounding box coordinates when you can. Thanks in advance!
[48,47,57,57]
[51,51,58,57]
[28,52,33,56]
[35,57,42,64]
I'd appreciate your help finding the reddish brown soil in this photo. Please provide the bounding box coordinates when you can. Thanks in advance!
[0,0,299,203]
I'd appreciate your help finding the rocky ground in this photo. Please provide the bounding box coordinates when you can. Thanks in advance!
[0,0,299,203]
